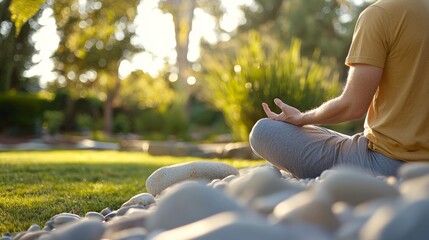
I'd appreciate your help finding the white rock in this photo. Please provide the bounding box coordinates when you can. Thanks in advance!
[145,161,238,195]
[398,162,429,181]
[106,227,147,240]
[40,220,105,240]
[147,212,305,240]
[104,212,148,238]
[400,174,429,200]
[317,167,400,206]
[272,190,340,231]
[225,166,304,206]
[331,201,354,224]
[51,213,81,228]
[335,216,369,240]
[358,199,427,240]
[84,212,105,222]
[251,190,299,215]
[121,193,155,208]
[144,181,245,231]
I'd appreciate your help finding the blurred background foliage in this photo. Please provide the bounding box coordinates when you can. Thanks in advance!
[1,0,372,142]
[201,31,341,141]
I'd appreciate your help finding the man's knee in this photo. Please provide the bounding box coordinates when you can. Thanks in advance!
[249,118,271,145]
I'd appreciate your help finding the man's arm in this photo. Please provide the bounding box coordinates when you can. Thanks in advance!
[263,64,383,126]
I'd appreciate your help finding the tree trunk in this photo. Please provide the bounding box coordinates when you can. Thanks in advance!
[171,0,195,108]
[103,75,121,137]
[0,32,16,92]
[103,98,113,137]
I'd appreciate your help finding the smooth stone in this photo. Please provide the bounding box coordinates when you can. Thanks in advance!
[280,169,294,179]
[222,175,237,183]
[51,213,81,228]
[354,198,401,219]
[317,167,400,206]
[27,224,41,232]
[144,181,245,231]
[107,227,147,240]
[105,211,118,222]
[398,162,429,181]
[335,216,369,240]
[319,169,336,180]
[359,199,429,240]
[39,220,105,240]
[400,174,429,200]
[15,231,49,240]
[331,201,355,224]
[251,190,299,215]
[147,212,305,240]
[225,166,304,206]
[100,207,112,216]
[272,190,340,231]
[50,212,81,221]
[43,220,54,231]
[85,211,105,222]
[125,208,150,216]
[11,233,25,240]
[117,205,146,216]
[104,212,148,238]
[146,160,238,196]
[121,193,155,208]
[239,164,281,177]
[208,179,228,191]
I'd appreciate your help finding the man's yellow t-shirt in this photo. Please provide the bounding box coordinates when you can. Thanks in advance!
[346,0,429,161]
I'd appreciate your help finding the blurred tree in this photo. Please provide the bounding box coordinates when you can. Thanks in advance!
[237,0,370,73]
[0,0,43,93]
[239,0,284,31]
[8,0,45,36]
[119,70,174,111]
[50,0,141,135]
[158,0,222,111]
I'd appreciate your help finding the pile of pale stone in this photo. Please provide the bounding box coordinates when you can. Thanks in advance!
[4,161,429,240]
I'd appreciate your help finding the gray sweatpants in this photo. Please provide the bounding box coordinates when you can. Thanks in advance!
[249,118,404,178]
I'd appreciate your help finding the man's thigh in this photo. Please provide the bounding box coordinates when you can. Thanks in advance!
[249,118,349,178]
[249,118,403,178]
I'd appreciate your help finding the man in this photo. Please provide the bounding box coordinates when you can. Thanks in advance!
[249,0,429,178]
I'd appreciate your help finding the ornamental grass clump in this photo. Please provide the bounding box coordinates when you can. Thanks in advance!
[202,31,341,141]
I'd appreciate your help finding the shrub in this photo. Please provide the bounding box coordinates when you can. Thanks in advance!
[0,92,50,135]
[76,114,93,133]
[201,31,342,141]
[113,113,131,134]
[43,110,64,135]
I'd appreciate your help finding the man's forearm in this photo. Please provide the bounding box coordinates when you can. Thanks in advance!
[300,96,362,125]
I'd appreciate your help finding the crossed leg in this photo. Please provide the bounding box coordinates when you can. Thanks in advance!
[249,118,403,178]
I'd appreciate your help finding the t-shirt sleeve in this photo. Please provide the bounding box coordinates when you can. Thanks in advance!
[345,6,390,68]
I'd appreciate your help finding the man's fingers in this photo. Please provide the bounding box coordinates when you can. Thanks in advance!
[274,98,290,112]
[262,102,277,119]
[274,98,287,109]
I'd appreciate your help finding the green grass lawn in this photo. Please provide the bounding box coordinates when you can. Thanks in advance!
[0,150,265,234]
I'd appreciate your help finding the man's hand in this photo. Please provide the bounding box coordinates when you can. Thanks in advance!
[262,98,305,126]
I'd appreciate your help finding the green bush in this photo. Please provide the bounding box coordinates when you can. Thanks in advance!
[113,113,131,134]
[162,103,190,139]
[132,109,165,135]
[189,97,224,126]
[0,92,50,135]
[43,110,64,135]
[76,114,93,132]
[202,31,342,141]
